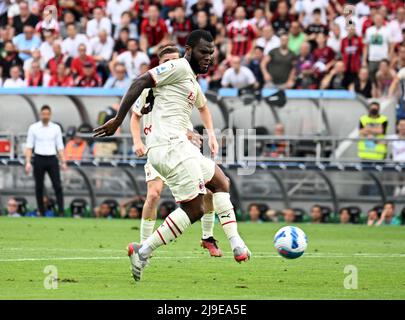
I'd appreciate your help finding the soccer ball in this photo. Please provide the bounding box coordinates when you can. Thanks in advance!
[274,226,308,259]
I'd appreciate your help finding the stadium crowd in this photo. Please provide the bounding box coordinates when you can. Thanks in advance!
[0,0,404,102]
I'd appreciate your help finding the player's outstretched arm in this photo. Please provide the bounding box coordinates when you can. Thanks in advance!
[93,73,155,137]
[198,104,218,157]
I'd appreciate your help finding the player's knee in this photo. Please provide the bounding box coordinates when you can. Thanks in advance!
[147,188,161,206]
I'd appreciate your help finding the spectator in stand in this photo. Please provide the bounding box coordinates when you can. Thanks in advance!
[190,0,213,20]
[327,22,342,55]
[26,60,49,87]
[375,59,396,97]
[367,208,379,226]
[75,62,102,87]
[87,29,114,83]
[48,63,74,87]
[389,66,405,117]
[35,5,60,35]
[265,123,288,158]
[0,41,23,79]
[106,0,132,32]
[294,0,330,29]
[104,62,131,89]
[86,6,112,38]
[3,65,25,88]
[169,6,193,50]
[39,29,57,64]
[247,46,264,88]
[321,60,348,89]
[192,11,218,45]
[248,203,262,223]
[283,208,296,223]
[46,42,72,77]
[140,5,169,58]
[349,67,375,99]
[255,25,280,56]
[288,21,306,55]
[305,8,328,50]
[388,6,405,45]
[249,7,268,34]
[113,11,138,40]
[0,25,15,54]
[313,33,335,76]
[64,127,91,161]
[295,41,313,75]
[376,202,401,226]
[95,201,116,218]
[119,196,144,219]
[341,26,363,86]
[114,38,150,80]
[12,1,40,35]
[310,204,323,224]
[355,0,371,19]
[391,45,405,71]
[221,55,257,90]
[113,27,130,55]
[388,118,405,166]
[261,33,296,89]
[71,44,96,79]
[294,60,318,89]
[13,25,41,61]
[226,6,257,60]
[363,13,394,81]
[59,10,82,39]
[62,23,88,58]
[358,101,388,162]
[271,0,295,36]
[6,198,22,217]
[23,49,46,79]
[222,0,236,26]
[339,208,351,224]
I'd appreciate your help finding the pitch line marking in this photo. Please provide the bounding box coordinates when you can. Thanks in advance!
[1,253,405,263]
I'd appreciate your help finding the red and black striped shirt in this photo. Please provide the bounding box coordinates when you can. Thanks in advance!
[227,20,257,57]
[141,18,168,46]
[341,35,363,74]
[170,18,193,47]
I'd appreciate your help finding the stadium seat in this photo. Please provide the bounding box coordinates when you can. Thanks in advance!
[69,198,89,218]
[13,197,28,216]
[320,206,332,223]
[292,208,307,222]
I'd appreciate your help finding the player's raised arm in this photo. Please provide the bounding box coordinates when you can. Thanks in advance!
[93,72,155,138]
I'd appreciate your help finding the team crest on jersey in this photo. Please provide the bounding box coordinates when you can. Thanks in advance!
[155,62,175,75]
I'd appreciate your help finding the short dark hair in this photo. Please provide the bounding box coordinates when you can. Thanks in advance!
[369,101,380,109]
[157,44,179,59]
[313,8,321,14]
[41,105,51,112]
[185,29,214,48]
[384,201,395,209]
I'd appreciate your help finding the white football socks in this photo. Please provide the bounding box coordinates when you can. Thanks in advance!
[201,211,215,240]
[213,192,245,251]
[139,207,191,258]
[140,218,156,243]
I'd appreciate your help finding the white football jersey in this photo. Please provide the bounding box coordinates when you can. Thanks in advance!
[144,58,207,148]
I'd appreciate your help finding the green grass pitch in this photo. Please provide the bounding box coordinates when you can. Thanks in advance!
[1,217,405,299]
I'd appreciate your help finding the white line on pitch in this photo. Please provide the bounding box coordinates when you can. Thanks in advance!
[1,254,405,262]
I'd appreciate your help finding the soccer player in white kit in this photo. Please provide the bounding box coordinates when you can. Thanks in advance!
[94,30,250,282]
[131,44,222,257]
